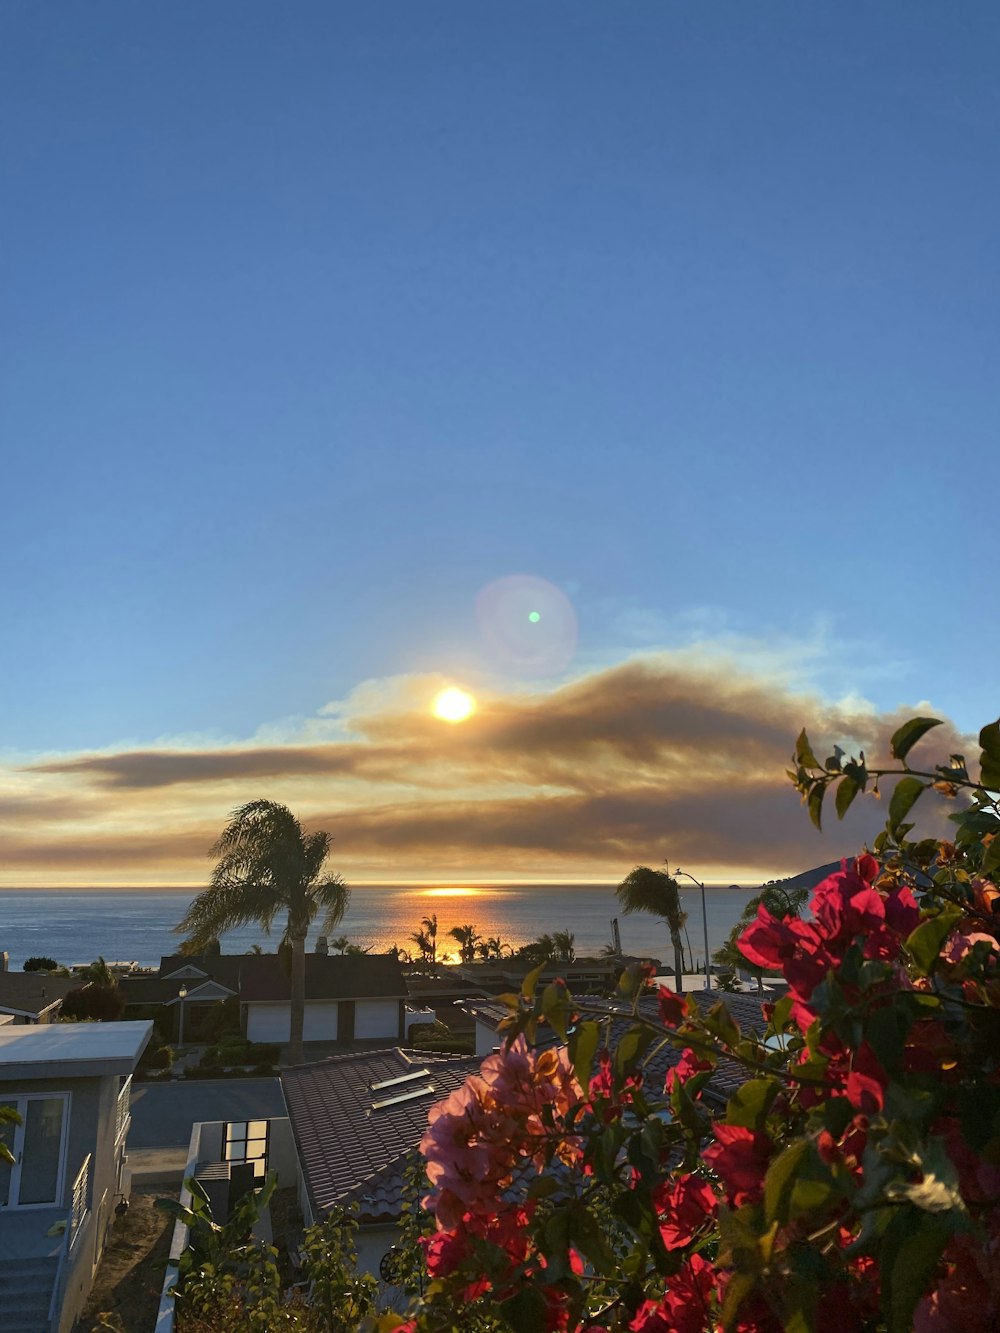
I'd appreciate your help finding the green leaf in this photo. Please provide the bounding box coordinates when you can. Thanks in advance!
[521,962,545,1003]
[981,837,1000,878]
[569,1020,600,1091]
[540,982,569,1040]
[721,1271,756,1331]
[890,716,942,763]
[763,1139,808,1226]
[613,1024,653,1081]
[702,1000,740,1048]
[726,1078,779,1132]
[880,1211,950,1333]
[980,755,1000,792]
[979,719,1000,762]
[888,776,928,834]
[835,775,860,819]
[499,1285,548,1333]
[906,905,963,974]
[794,729,821,770]
[807,783,825,831]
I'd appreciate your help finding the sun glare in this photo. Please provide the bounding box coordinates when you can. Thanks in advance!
[426,886,479,897]
[432,686,476,722]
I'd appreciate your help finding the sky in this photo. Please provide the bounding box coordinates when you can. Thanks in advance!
[1,3,998,887]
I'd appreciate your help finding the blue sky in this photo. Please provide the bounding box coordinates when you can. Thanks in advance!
[1,3,997,884]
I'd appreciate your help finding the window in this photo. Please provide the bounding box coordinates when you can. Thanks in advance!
[223,1119,269,1178]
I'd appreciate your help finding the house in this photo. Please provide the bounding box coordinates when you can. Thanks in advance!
[0,971,80,1025]
[460,989,768,1101]
[120,952,411,1046]
[156,1111,301,1333]
[0,1020,152,1333]
[446,954,661,997]
[281,1047,480,1289]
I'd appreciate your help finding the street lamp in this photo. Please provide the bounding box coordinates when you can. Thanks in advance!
[177,984,188,1046]
[674,869,712,992]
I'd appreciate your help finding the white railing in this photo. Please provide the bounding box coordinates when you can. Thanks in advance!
[70,1153,90,1246]
[116,1075,132,1144]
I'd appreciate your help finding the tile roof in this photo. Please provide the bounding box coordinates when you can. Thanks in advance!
[0,971,79,1017]
[283,993,768,1226]
[282,1047,480,1222]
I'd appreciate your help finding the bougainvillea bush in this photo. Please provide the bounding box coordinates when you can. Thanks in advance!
[387,716,1000,1333]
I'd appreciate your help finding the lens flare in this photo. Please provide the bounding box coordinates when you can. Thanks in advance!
[432,687,476,723]
[475,575,577,675]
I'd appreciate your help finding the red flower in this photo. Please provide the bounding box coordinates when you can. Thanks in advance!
[658,985,688,1028]
[653,1175,717,1249]
[702,1123,772,1205]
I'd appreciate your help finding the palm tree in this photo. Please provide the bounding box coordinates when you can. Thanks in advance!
[409,914,439,973]
[176,800,349,1065]
[616,866,688,992]
[551,929,576,963]
[448,923,481,964]
[477,935,508,960]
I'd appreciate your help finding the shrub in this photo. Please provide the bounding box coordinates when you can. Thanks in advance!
[23,956,59,972]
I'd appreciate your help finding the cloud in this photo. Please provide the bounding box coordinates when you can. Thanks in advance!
[1,654,973,886]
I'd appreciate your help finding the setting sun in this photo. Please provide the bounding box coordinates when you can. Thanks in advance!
[432,686,476,723]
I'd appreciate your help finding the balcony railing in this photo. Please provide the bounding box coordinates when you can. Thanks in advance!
[70,1153,90,1247]
[115,1075,132,1145]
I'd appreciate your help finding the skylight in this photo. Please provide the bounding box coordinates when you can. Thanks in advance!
[369,1068,432,1091]
[370,1083,436,1112]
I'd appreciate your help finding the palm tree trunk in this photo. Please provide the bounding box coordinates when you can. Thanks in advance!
[289,933,306,1065]
[670,931,684,993]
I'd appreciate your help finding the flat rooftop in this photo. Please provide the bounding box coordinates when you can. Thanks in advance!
[0,1020,152,1078]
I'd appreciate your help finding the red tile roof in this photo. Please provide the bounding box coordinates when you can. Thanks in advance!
[282,1047,480,1222]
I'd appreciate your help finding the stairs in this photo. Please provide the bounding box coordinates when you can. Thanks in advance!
[0,1256,58,1333]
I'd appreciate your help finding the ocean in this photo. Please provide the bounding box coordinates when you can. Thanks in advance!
[0,883,758,972]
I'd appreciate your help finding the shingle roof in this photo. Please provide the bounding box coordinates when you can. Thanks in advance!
[0,972,79,1017]
[281,1047,480,1222]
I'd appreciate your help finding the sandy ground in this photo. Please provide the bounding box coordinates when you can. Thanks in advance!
[77,1189,173,1332]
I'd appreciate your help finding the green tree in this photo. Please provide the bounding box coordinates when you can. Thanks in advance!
[176,800,349,1066]
[61,983,125,1022]
[616,864,688,991]
[22,956,59,973]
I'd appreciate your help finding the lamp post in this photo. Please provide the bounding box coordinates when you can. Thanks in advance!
[177,984,188,1046]
[674,869,712,992]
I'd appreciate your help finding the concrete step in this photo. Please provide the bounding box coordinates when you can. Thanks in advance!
[0,1256,57,1333]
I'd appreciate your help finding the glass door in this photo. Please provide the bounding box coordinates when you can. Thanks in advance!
[0,1095,68,1208]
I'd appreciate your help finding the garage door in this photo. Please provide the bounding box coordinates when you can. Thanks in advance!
[355,999,400,1040]
[303,1002,338,1041]
[246,1005,289,1044]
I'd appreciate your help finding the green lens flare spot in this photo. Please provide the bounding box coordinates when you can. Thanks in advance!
[528,611,541,623]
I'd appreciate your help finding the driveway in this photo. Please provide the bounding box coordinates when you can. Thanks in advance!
[127,1078,288,1184]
